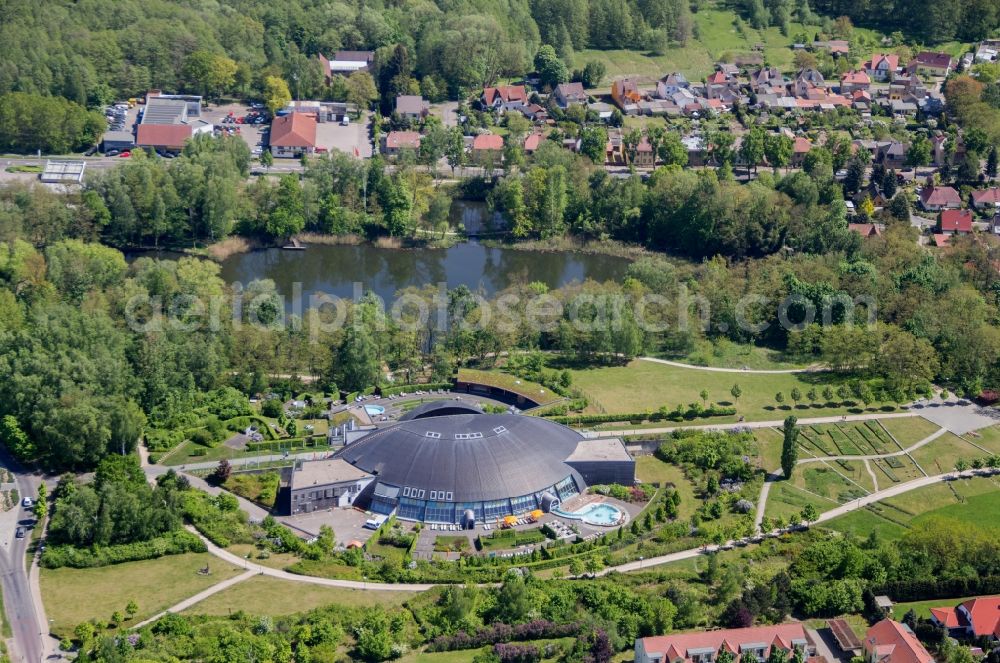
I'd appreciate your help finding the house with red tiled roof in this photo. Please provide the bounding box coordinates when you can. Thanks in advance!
[849,223,882,238]
[939,208,974,234]
[523,132,542,153]
[919,185,961,211]
[929,596,1000,642]
[635,623,816,663]
[471,133,504,163]
[864,620,934,663]
[383,130,421,157]
[840,70,871,93]
[269,112,317,158]
[908,52,953,77]
[865,54,900,82]
[633,135,655,168]
[971,188,1000,210]
[481,85,527,113]
[790,136,812,167]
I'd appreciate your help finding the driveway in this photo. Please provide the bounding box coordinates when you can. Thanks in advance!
[315,112,372,157]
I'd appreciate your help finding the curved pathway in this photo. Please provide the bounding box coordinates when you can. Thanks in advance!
[591,411,918,439]
[638,357,822,374]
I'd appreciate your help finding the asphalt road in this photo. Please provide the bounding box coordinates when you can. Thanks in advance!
[0,450,45,663]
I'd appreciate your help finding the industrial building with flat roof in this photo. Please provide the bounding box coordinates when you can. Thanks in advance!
[284,402,635,526]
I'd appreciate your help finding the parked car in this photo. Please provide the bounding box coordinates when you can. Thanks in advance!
[119,151,131,158]
[340,116,350,126]
[15,527,25,539]
[104,149,120,157]
[21,497,32,509]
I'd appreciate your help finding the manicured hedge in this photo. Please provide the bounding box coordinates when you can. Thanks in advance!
[40,530,205,569]
[874,576,1000,603]
[545,405,736,426]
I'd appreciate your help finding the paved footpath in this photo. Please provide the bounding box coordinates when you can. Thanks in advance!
[592,411,918,439]
[638,357,821,374]
[133,570,256,628]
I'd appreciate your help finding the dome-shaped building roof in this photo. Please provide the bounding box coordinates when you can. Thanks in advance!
[335,412,584,503]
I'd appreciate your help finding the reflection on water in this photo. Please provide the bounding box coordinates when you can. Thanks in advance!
[217,242,629,308]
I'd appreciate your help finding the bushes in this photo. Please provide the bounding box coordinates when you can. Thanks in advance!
[546,404,736,426]
[427,620,581,652]
[182,491,254,548]
[40,530,205,569]
[379,382,452,397]
[874,576,1000,603]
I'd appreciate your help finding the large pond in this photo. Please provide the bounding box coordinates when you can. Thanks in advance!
[216,242,630,306]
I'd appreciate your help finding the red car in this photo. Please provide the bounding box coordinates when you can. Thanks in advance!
[119,151,131,158]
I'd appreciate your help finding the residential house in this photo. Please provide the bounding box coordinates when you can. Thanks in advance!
[939,209,974,234]
[319,51,374,79]
[553,82,588,108]
[395,95,429,121]
[929,596,1000,642]
[635,623,817,663]
[682,134,706,167]
[971,188,1000,210]
[976,40,999,63]
[471,133,504,161]
[633,135,655,168]
[383,130,422,157]
[812,40,850,56]
[269,112,318,158]
[840,70,871,94]
[481,85,528,113]
[919,185,962,211]
[522,103,549,122]
[286,459,374,514]
[523,133,543,154]
[750,66,783,93]
[848,223,883,238]
[606,128,626,165]
[791,136,812,168]
[863,620,934,663]
[611,78,643,114]
[866,53,900,82]
[854,181,889,209]
[794,68,826,97]
[852,89,873,112]
[875,141,908,170]
[656,72,690,98]
[705,70,739,101]
[907,52,953,77]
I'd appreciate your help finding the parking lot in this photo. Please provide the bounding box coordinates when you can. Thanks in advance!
[315,112,373,158]
[201,102,268,157]
[279,505,376,547]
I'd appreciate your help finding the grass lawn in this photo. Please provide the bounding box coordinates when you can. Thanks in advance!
[964,425,1000,455]
[634,456,699,521]
[40,552,243,637]
[663,340,809,371]
[910,433,987,474]
[822,507,909,541]
[764,480,838,521]
[796,464,868,502]
[567,360,870,422]
[456,368,561,406]
[879,418,943,448]
[184,576,415,617]
[910,485,1000,535]
[754,427,785,472]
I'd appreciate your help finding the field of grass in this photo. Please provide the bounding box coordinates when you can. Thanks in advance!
[665,341,809,371]
[456,368,561,406]
[796,463,869,501]
[568,360,868,422]
[184,576,415,617]
[40,553,244,637]
[754,427,785,472]
[910,433,987,474]
[823,477,1000,541]
[634,455,699,520]
[879,418,942,447]
[764,479,838,521]
[964,425,1000,455]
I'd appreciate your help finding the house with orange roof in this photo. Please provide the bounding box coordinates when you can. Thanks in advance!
[471,133,504,162]
[269,112,318,158]
[865,53,900,82]
[611,78,643,113]
[864,620,934,663]
[790,136,812,167]
[849,223,882,238]
[633,135,655,168]
[635,622,817,663]
[481,85,527,113]
[929,596,1000,642]
[383,130,422,157]
[523,132,542,153]
[840,70,871,93]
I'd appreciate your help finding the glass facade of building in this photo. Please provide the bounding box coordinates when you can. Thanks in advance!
[378,475,580,524]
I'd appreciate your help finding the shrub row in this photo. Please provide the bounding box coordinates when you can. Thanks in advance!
[545,405,736,426]
[874,576,1000,603]
[40,530,205,569]
[378,382,453,397]
[427,620,581,652]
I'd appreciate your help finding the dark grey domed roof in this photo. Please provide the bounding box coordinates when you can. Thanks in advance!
[398,400,484,421]
[335,413,584,503]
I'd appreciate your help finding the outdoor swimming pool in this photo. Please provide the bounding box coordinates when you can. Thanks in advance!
[365,405,386,416]
[554,502,625,527]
